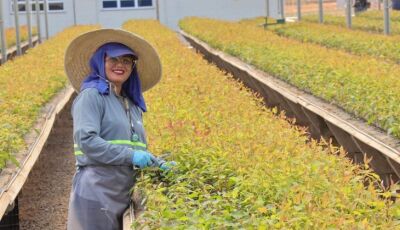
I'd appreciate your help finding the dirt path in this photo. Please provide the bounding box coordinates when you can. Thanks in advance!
[18,98,76,230]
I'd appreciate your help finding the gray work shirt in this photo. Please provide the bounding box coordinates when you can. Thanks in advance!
[72,87,147,166]
[67,87,147,230]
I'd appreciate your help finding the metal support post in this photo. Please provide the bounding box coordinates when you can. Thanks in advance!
[384,0,390,35]
[26,0,32,47]
[277,0,285,23]
[0,0,7,63]
[346,0,352,28]
[35,0,41,43]
[44,0,49,39]
[319,0,324,23]
[13,0,22,55]
[156,0,160,21]
[265,0,269,27]
[297,0,301,21]
[72,0,77,25]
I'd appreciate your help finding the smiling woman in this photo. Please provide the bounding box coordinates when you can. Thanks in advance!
[63,28,167,230]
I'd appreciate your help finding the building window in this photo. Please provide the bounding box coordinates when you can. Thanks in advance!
[30,3,44,11]
[48,1,64,11]
[138,0,152,7]
[103,0,118,8]
[12,0,64,12]
[102,0,153,9]
[121,0,135,7]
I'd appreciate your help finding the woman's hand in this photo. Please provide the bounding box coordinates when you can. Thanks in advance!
[132,150,156,168]
[160,161,177,172]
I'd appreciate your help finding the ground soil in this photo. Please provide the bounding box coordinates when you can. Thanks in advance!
[285,1,342,16]
[18,98,75,230]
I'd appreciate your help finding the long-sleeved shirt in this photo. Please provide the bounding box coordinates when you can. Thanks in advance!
[72,87,147,166]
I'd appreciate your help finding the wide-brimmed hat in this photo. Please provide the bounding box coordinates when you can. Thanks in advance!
[64,28,162,92]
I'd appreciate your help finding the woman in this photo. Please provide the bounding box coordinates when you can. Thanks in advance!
[64,29,166,230]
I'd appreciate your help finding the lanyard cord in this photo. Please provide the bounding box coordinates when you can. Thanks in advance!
[111,83,141,143]
[123,97,136,135]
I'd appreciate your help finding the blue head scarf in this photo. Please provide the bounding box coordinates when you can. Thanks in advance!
[80,42,147,112]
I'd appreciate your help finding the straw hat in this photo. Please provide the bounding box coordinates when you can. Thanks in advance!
[64,28,162,92]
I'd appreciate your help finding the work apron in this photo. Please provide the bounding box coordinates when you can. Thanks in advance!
[67,166,136,230]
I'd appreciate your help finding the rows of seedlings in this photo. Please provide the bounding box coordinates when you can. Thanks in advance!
[179,17,400,142]
[0,26,38,52]
[302,10,400,34]
[196,16,400,186]
[121,19,399,229]
[1,16,400,229]
[240,17,400,64]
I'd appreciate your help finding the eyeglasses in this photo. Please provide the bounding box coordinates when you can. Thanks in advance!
[106,56,137,67]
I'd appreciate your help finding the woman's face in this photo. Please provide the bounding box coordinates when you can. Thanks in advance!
[105,55,136,87]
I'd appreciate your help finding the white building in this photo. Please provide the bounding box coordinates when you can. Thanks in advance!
[1,0,267,38]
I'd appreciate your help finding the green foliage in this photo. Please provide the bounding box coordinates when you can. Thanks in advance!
[1,26,38,51]
[302,13,400,34]
[240,18,400,64]
[357,10,400,21]
[122,19,400,229]
[179,17,400,139]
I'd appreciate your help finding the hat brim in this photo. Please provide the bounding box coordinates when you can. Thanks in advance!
[64,28,162,92]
